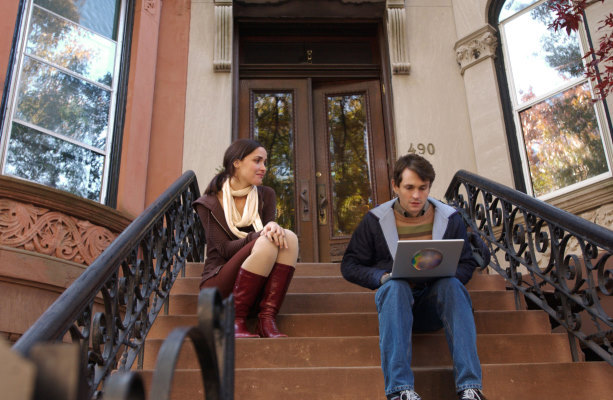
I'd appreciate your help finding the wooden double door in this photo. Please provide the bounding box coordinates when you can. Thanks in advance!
[239,79,391,262]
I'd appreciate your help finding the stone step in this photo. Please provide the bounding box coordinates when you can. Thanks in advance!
[171,273,509,296]
[186,262,508,289]
[139,362,613,400]
[184,262,345,278]
[147,310,550,339]
[170,275,371,294]
[167,289,516,315]
[141,333,572,369]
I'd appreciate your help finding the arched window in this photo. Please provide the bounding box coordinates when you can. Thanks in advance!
[492,0,612,198]
[0,0,130,204]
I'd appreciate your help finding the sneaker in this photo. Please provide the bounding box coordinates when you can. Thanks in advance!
[458,388,487,400]
[388,390,422,400]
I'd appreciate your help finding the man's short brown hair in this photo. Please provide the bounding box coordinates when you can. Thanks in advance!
[393,154,436,186]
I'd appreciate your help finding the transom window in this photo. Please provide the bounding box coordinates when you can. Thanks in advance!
[0,0,126,202]
[497,0,612,198]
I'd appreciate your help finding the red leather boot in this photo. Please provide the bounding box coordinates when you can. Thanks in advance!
[257,263,295,338]
[233,268,266,338]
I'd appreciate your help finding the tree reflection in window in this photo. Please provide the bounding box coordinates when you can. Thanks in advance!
[6,123,103,200]
[326,94,373,237]
[498,0,611,197]
[520,83,608,196]
[253,93,296,231]
[15,58,110,148]
[2,0,121,201]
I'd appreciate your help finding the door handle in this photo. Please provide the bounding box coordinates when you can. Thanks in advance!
[300,188,309,213]
[299,180,310,221]
[317,183,328,225]
[319,193,328,214]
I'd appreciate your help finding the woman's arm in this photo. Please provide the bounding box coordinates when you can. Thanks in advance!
[259,186,277,224]
[195,204,259,261]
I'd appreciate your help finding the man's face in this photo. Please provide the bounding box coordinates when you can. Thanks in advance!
[392,168,431,217]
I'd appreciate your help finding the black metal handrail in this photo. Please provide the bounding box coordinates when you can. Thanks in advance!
[13,170,206,398]
[445,170,613,364]
[105,288,235,400]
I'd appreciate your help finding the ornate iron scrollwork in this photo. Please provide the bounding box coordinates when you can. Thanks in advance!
[445,170,613,365]
[104,288,235,400]
[13,171,206,398]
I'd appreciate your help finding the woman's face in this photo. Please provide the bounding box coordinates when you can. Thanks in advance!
[232,147,267,188]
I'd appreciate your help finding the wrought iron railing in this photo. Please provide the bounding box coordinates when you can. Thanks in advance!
[445,170,613,365]
[11,171,234,399]
[105,288,235,400]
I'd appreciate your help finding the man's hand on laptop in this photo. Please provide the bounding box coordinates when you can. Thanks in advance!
[380,272,392,285]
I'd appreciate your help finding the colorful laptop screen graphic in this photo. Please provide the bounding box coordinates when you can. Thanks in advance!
[411,248,443,271]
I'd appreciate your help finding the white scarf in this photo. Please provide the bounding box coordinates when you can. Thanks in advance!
[221,179,263,238]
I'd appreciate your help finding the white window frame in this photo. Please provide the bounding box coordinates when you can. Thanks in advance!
[0,0,127,203]
[498,0,613,200]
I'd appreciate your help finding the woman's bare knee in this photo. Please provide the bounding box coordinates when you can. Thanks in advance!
[241,236,278,276]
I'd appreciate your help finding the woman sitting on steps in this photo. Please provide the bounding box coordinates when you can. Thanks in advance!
[193,138,299,338]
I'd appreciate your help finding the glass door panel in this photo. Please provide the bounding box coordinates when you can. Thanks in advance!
[326,93,374,237]
[239,79,390,262]
[252,92,296,231]
[239,79,315,261]
[313,80,389,262]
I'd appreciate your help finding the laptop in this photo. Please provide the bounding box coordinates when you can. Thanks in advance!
[390,239,464,281]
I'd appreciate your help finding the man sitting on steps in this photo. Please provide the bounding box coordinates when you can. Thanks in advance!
[340,154,488,400]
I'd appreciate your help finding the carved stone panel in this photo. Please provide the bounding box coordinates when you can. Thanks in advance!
[0,199,117,266]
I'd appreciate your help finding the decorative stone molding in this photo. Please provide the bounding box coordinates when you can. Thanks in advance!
[0,175,131,232]
[386,0,410,74]
[0,199,117,265]
[143,0,158,16]
[454,25,498,75]
[214,0,233,72]
[548,178,613,220]
[0,175,131,265]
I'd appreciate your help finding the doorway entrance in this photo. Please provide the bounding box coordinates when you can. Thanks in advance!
[237,23,393,262]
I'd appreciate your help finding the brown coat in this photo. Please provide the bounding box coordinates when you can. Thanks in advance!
[193,185,277,282]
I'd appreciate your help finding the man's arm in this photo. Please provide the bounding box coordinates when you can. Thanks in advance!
[341,213,390,290]
[445,213,479,284]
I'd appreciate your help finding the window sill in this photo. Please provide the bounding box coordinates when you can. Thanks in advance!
[544,177,613,216]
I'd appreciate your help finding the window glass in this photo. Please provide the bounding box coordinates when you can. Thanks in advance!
[519,82,608,196]
[15,57,110,148]
[498,0,611,197]
[26,6,115,85]
[253,92,296,231]
[326,93,374,237]
[5,123,104,200]
[1,0,123,202]
[34,0,120,40]
[504,2,583,104]
[498,0,540,21]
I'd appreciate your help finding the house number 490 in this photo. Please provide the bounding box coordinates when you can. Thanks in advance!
[408,143,435,155]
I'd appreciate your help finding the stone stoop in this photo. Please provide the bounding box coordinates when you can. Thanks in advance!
[140,263,613,399]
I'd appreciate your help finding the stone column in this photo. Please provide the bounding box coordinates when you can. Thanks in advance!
[454,24,514,187]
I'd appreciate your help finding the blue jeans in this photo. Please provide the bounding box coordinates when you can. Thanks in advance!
[375,277,482,395]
